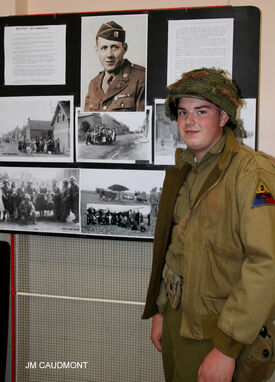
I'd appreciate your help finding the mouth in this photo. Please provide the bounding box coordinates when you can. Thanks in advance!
[185,130,200,136]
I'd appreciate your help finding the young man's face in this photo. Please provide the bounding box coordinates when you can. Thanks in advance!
[96,37,127,73]
[177,97,229,163]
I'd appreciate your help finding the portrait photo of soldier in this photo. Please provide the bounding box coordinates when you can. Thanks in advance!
[81,14,148,112]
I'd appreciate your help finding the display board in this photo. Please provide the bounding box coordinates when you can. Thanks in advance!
[0,6,260,238]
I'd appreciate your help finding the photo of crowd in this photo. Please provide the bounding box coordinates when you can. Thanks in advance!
[0,96,73,163]
[76,110,151,163]
[17,136,61,155]
[80,168,165,238]
[85,126,116,146]
[0,167,79,233]
[86,204,150,233]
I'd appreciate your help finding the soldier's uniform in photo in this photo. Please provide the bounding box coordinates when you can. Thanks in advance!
[84,21,145,112]
[60,179,71,222]
[18,194,36,224]
[69,177,79,223]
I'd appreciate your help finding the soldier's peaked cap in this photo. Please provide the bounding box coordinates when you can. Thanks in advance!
[96,21,126,42]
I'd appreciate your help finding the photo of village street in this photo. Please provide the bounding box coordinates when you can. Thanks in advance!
[76,109,152,163]
[80,168,164,238]
[0,96,73,162]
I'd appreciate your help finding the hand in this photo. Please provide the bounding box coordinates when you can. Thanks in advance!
[151,313,163,352]
[197,347,235,382]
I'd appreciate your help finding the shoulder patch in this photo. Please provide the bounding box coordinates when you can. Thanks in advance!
[252,179,275,208]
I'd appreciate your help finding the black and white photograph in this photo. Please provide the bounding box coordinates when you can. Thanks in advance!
[81,14,147,112]
[238,98,257,150]
[154,99,186,165]
[0,167,80,234]
[0,96,74,162]
[76,108,152,163]
[80,168,165,238]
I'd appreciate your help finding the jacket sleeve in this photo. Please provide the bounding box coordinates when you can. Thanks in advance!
[134,68,145,112]
[217,157,275,349]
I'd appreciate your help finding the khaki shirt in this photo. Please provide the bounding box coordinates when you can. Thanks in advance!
[166,135,226,276]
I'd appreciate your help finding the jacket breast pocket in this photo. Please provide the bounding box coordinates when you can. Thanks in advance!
[112,95,135,110]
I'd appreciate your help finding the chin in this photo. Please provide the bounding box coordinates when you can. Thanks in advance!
[104,64,115,71]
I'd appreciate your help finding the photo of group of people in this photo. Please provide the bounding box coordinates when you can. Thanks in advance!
[76,109,151,163]
[81,168,164,238]
[0,96,74,162]
[0,168,79,234]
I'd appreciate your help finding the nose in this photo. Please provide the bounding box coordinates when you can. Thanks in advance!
[106,47,113,57]
[186,112,195,125]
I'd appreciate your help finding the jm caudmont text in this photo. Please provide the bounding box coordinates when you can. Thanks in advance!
[25,361,88,369]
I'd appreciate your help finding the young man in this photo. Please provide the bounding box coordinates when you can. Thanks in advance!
[142,68,275,381]
[84,21,145,112]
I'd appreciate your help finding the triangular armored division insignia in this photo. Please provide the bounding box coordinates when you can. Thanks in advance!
[252,179,275,208]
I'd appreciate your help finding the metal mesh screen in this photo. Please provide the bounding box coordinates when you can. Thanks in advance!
[14,234,164,382]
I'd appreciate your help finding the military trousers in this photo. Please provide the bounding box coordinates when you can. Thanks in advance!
[162,301,214,382]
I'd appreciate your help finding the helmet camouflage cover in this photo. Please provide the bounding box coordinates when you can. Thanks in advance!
[165,67,246,138]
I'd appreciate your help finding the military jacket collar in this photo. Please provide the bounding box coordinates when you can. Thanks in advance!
[93,59,133,102]
[173,127,239,209]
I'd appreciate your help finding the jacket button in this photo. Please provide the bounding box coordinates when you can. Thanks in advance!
[262,349,269,358]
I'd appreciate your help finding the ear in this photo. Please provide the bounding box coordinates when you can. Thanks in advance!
[122,42,128,54]
[219,110,229,128]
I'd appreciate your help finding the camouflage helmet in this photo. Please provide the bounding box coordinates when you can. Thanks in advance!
[165,67,246,138]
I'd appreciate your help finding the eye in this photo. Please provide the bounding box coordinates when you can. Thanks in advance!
[197,109,207,116]
[178,110,187,117]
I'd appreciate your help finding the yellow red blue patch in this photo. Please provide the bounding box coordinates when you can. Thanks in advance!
[252,179,275,208]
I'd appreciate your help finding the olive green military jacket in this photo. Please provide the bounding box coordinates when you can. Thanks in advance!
[142,127,275,358]
[84,59,145,112]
